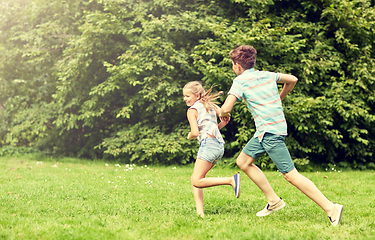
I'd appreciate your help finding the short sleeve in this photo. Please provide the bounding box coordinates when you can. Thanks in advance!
[228,80,243,101]
[188,102,200,113]
[275,72,282,82]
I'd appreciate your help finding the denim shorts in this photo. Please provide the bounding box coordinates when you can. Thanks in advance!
[242,133,295,174]
[197,138,224,164]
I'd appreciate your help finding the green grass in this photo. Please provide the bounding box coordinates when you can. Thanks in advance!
[0,156,374,240]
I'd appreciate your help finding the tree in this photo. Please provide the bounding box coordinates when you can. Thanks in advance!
[0,0,98,151]
[192,0,375,169]
[1,0,374,169]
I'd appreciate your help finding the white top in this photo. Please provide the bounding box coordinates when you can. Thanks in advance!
[189,101,224,144]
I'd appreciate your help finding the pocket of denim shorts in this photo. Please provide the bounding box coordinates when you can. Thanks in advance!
[199,138,207,146]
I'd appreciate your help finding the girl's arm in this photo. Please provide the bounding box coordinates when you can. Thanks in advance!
[278,73,298,100]
[217,117,230,130]
[187,109,199,140]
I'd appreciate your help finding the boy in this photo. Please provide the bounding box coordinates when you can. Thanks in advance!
[219,45,343,225]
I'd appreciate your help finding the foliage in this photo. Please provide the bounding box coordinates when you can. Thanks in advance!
[192,0,375,166]
[0,145,41,157]
[0,0,98,151]
[0,0,374,166]
[97,124,197,164]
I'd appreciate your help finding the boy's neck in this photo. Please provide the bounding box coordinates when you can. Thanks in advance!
[238,68,253,75]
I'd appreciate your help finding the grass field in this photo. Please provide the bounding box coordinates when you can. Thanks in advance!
[0,156,374,239]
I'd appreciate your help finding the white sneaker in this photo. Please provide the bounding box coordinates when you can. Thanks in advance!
[256,197,286,217]
[329,203,343,226]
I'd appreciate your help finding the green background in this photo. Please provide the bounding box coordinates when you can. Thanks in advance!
[0,0,374,169]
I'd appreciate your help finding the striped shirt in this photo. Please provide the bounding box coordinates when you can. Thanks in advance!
[189,101,225,144]
[228,68,287,142]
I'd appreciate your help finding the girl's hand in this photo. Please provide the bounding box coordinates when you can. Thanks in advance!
[218,116,230,130]
[219,116,230,125]
[187,131,200,140]
[187,132,196,140]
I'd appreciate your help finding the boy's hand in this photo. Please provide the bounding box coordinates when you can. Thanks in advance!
[219,112,231,118]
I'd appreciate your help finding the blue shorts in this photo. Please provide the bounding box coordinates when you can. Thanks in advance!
[197,138,224,164]
[242,133,295,174]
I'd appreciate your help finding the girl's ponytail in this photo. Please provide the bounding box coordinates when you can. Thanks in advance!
[183,81,223,112]
[200,86,223,112]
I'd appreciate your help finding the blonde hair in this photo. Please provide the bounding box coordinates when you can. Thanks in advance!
[183,81,223,112]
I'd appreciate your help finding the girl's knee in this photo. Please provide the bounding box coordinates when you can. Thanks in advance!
[191,174,202,188]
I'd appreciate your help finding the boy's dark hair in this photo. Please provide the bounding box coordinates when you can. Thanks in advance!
[230,45,257,69]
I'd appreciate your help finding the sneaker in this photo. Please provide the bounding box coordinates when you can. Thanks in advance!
[328,203,343,226]
[233,173,240,198]
[256,197,286,217]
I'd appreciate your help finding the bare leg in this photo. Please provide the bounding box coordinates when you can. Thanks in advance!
[283,168,335,216]
[191,159,235,189]
[192,185,204,217]
[236,152,280,204]
[191,158,237,217]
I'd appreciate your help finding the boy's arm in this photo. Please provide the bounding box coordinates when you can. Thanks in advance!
[219,94,237,117]
[214,104,230,130]
[187,109,199,140]
[278,73,298,100]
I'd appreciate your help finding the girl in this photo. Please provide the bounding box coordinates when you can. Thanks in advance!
[183,81,240,217]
